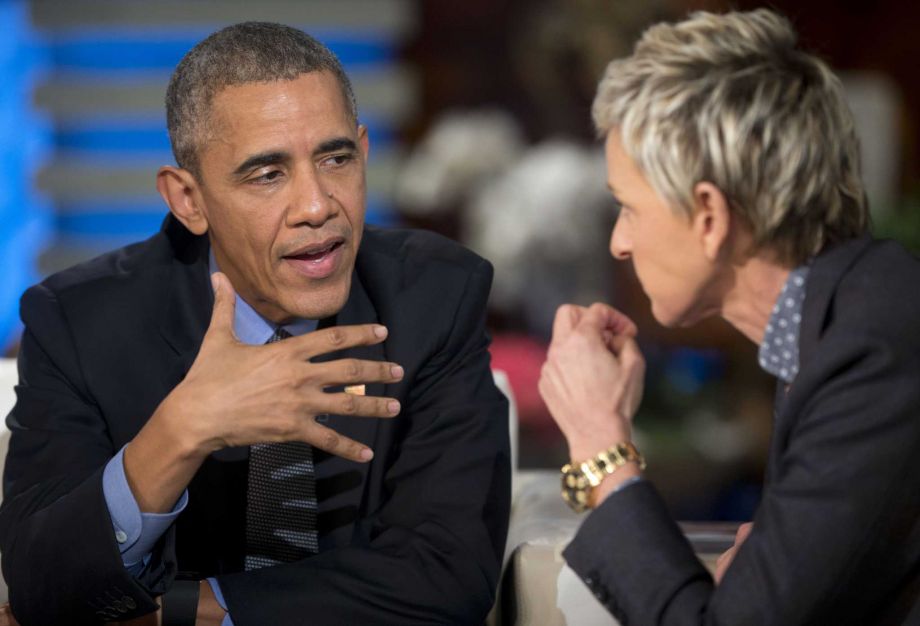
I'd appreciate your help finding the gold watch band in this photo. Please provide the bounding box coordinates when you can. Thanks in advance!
[561,441,646,513]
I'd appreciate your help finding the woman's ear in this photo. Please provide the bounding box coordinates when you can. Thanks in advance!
[156,166,209,235]
[691,181,732,262]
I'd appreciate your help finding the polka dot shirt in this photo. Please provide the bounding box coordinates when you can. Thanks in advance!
[758,265,810,384]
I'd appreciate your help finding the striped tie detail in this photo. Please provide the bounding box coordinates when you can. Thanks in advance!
[244,327,319,570]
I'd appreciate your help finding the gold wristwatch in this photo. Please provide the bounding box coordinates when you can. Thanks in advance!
[561,441,646,513]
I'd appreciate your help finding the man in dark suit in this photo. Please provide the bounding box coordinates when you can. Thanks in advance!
[539,9,920,625]
[0,23,510,625]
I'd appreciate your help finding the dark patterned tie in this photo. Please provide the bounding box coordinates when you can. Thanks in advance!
[245,327,319,570]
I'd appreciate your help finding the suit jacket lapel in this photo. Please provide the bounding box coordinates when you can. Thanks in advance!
[767,235,874,486]
[156,217,212,389]
[314,269,384,546]
[798,235,872,372]
[142,218,253,574]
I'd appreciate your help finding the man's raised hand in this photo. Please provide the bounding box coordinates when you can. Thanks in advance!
[123,272,403,513]
[170,272,403,462]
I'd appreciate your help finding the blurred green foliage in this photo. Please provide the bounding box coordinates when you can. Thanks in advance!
[873,192,920,254]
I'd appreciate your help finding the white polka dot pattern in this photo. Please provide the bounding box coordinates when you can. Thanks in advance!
[758,265,810,383]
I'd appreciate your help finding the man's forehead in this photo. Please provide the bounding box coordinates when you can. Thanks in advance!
[209,71,346,121]
[199,72,356,163]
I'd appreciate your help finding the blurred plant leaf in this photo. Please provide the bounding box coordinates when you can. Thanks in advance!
[873,192,920,254]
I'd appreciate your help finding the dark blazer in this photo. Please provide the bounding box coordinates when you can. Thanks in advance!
[565,236,920,625]
[0,216,511,625]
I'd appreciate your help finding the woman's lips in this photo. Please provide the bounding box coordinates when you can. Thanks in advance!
[282,241,344,279]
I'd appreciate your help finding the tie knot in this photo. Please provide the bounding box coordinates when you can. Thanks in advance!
[267,327,292,344]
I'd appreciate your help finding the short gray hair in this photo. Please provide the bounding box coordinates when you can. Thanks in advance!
[593,9,868,265]
[166,22,358,177]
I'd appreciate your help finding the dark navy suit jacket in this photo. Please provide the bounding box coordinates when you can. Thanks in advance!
[566,236,920,625]
[0,215,511,625]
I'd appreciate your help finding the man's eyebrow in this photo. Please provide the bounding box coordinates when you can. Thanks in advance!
[232,151,289,177]
[316,137,357,155]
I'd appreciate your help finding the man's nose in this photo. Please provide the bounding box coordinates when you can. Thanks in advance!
[609,215,631,260]
[287,172,337,227]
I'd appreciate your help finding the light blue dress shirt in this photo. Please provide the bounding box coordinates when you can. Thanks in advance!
[102,254,316,625]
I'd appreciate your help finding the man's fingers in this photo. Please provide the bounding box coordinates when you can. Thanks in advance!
[304,422,376,463]
[289,324,389,359]
[310,358,404,387]
[207,272,238,338]
[312,391,402,419]
[301,393,403,461]
[0,603,20,626]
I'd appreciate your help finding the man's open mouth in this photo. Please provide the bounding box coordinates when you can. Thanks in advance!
[282,238,346,279]
[284,238,344,262]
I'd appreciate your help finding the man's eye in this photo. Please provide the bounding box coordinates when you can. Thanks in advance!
[251,169,283,184]
[323,154,354,168]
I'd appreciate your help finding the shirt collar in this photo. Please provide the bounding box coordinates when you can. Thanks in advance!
[758,264,810,383]
[208,250,317,345]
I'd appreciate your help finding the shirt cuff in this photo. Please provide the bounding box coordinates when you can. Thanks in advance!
[613,475,643,493]
[102,445,188,570]
[207,578,234,626]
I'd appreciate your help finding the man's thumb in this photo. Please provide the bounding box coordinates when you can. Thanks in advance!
[209,272,237,335]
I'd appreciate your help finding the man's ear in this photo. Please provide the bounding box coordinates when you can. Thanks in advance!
[691,181,732,262]
[156,165,209,235]
[357,124,370,164]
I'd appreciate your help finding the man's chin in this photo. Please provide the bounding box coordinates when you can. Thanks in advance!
[282,280,352,322]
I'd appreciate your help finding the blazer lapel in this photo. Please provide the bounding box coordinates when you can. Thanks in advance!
[767,235,874,486]
[798,235,872,372]
[156,218,213,389]
[313,269,384,546]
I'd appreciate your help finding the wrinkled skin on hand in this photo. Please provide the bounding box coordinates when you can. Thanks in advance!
[539,302,645,463]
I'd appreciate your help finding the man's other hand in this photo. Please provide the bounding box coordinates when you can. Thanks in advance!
[0,603,19,626]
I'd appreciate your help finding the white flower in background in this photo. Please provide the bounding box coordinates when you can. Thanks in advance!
[397,109,616,337]
[395,109,524,216]
[466,140,613,336]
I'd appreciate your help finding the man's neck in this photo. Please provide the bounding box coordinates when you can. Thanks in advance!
[207,249,315,343]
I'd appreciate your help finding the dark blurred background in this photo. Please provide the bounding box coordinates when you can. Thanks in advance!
[2,0,918,523]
